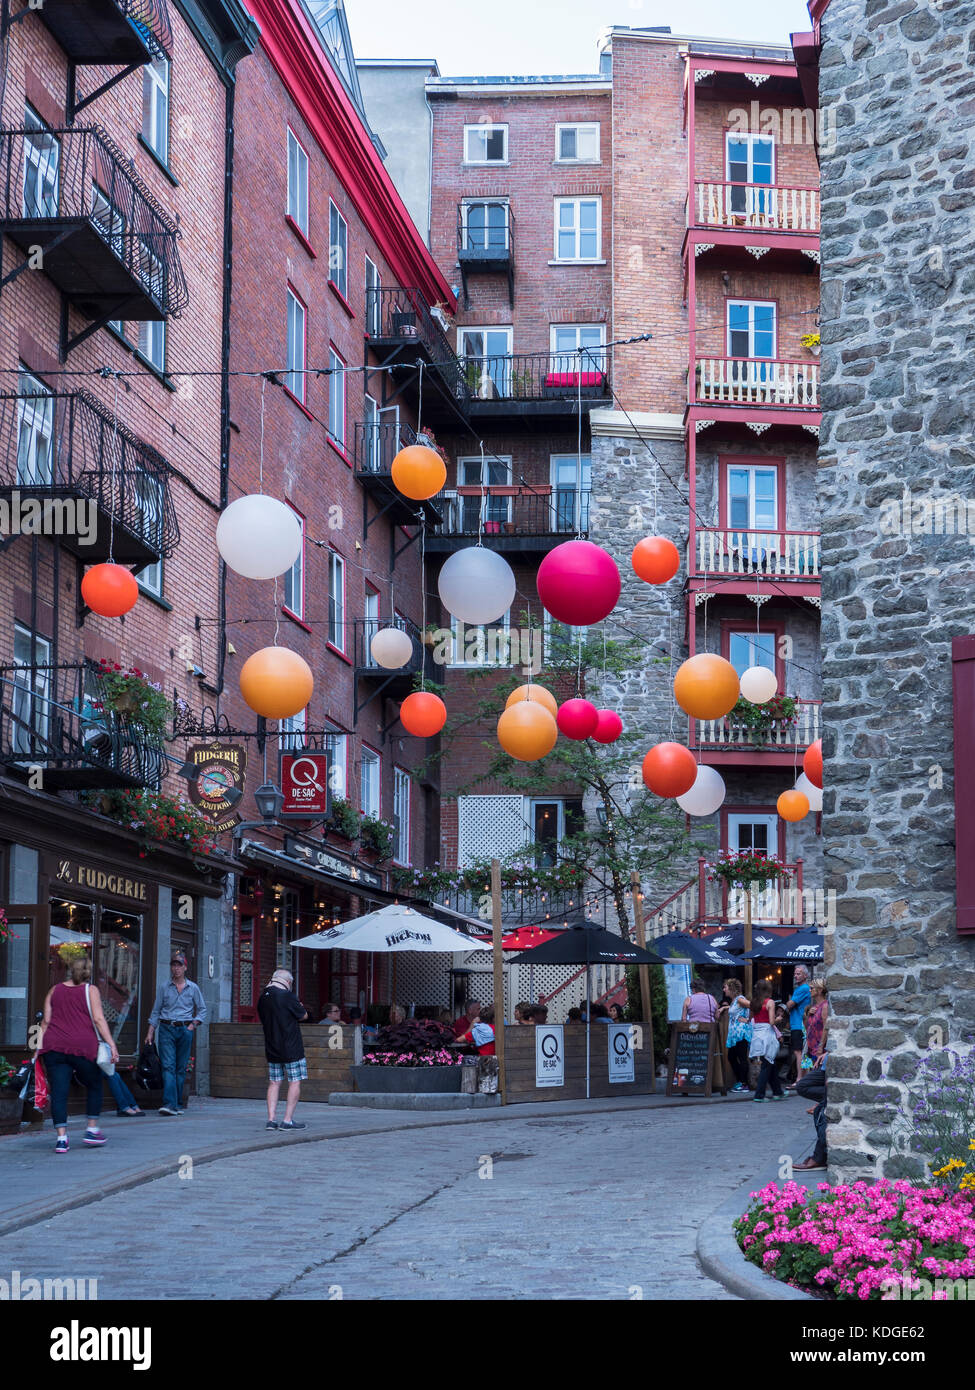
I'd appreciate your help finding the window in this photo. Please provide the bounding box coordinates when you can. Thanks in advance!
[287,129,309,236]
[280,708,307,752]
[550,324,605,374]
[97,911,142,1056]
[461,200,510,252]
[727,301,776,360]
[12,623,51,757]
[365,256,381,335]
[464,124,507,164]
[550,454,592,532]
[284,508,304,619]
[142,58,170,164]
[728,631,776,678]
[328,550,345,651]
[16,368,54,486]
[393,768,411,864]
[554,197,601,261]
[90,185,126,258]
[23,107,59,218]
[726,463,779,530]
[137,239,165,305]
[459,326,512,397]
[556,123,599,163]
[361,747,381,818]
[135,472,164,596]
[286,289,306,401]
[542,613,584,663]
[324,725,347,799]
[532,800,564,868]
[328,347,346,450]
[329,201,348,299]
[137,319,166,373]
[726,133,774,188]
[450,614,511,667]
[363,588,380,665]
[459,455,511,531]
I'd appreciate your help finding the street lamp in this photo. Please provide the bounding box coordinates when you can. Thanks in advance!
[596,806,608,827]
[254,781,284,823]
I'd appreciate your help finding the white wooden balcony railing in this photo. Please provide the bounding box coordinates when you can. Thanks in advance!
[695,182,820,233]
[693,528,820,579]
[695,357,819,408]
[695,699,821,750]
[646,858,808,936]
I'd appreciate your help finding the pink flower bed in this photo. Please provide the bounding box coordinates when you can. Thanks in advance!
[361,1050,465,1068]
[735,1179,975,1300]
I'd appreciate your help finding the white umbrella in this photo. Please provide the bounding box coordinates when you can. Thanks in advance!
[290,903,477,953]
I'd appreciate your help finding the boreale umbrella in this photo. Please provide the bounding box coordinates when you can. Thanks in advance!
[741,929,824,962]
[651,931,739,968]
[701,925,783,955]
[514,925,666,1098]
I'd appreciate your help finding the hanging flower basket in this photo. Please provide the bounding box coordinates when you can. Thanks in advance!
[706,851,791,889]
[94,660,172,737]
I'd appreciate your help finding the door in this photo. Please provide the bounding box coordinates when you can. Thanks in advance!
[459,328,512,397]
[23,110,59,217]
[725,813,781,921]
[551,454,592,532]
[364,589,380,666]
[460,457,510,532]
[726,134,775,218]
[465,200,508,251]
[727,303,776,392]
[727,462,778,558]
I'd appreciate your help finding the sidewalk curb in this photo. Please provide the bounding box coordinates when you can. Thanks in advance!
[696,1130,814,1302]
[0,1092,748,1239]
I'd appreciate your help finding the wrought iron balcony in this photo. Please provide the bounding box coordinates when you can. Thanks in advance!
[34,0,173,66]
[353,421,444,527]
[0,661,164,790]
[0,123,188,340]
[693,181,820,233]
[365,286,470,406]
[457,202,514,307]
[692,527,820,580]
[0,388,180,565]
[694,357,819,409]
[427,487,591,554]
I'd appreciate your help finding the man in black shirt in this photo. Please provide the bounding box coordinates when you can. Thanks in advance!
[256,969,309,1131]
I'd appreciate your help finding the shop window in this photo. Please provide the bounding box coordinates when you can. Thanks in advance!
[97,911,141,1057]
[48,897,95,993]
[0,918,31,1046]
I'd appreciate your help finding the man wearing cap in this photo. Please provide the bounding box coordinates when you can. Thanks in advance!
[146,953,207,1116]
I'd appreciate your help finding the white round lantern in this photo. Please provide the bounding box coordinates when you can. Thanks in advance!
[795,772,823,813]
[739,664,778,705]
[437,546,516,626]
[370,626,414,669]
[676,765,726,817]
[216,495,302,580]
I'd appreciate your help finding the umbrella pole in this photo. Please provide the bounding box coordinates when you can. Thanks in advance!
[586,955,591,1101]
[630,869,654,1081]
[491,859,507,1106]
[744,888,753,999]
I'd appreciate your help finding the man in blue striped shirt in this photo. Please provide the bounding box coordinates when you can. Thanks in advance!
[147,954,207,1115]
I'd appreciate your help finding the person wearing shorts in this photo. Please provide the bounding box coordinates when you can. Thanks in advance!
[257,969,309,1131]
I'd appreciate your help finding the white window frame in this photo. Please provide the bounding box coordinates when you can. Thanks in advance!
[550,452,592,533]
[530,797,565,867]
[460,198,511,252]
[360,746,381,819]
[449,613,512,668]
[725,132,776,185]
[279,707,307,752]
[554,196,601,262]
[458,454,512,530]
[726,463,779,531]
[549,323,606,373]
[283,507,304,619]
[463,123,508,165]
[287,128,309,236]
[12,622,51,756]
[16,367,54,486]
[286,288,306,402]
[329,200,348,299]
[542,612,584,662]
[328,346,346,449]
[328,550,346,651]
[324,724,348,800]
[555,122,600,163]
[363,588,380,666]
[393,767,411,865]
[364,255,381,335]
[135,471,164,596]
[137,319,166,373]
[142,57,170,165]
[726,300,777,360]
[23,107,59,218]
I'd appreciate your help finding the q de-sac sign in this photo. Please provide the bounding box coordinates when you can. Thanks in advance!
[280,753,331,816]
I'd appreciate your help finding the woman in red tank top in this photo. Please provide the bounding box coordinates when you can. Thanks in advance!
[39,956,118,1153]
[748,980,784,1101]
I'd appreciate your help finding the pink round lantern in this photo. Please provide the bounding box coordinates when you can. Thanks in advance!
[556,698,599,741]
[591,709,623,744]
[536,540,621,626]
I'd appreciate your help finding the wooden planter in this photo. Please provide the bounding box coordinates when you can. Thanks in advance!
[0,1092,23,1135]
[352,1064,468,1094]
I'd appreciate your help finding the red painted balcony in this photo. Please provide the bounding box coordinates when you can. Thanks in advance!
[694,357,819,409]
[647,858,810,936]
[692,698,821,764]
[693,181,820,234]
[692,527,820,581]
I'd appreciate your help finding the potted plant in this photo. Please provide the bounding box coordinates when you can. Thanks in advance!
[92,660,172,737]
[728,695,799,746]
[800,332,821,356]
[0,1053,24,1135]
[360,815,395,860]
[327,797,361,841]
[351,1018,470,1093]
[414,430,450,470]
[706,850,791,891]
[82,788,217,857]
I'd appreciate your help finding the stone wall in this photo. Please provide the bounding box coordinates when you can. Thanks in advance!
[819,0,975,1179]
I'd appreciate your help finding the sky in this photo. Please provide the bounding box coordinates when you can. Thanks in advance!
[345,0,812,76]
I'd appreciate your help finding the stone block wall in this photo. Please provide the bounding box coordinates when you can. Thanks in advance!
[819,0,975,1180]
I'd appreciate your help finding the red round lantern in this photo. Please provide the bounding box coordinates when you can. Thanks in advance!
[632,536,680,585]
[642,742,698,798]
[778,789,810,822]
[81,563,139,618]
[536,540,621,626]
[803,738,823,790]
[592,709,623,744]
[556,698,599,741]
[399,691,447,738]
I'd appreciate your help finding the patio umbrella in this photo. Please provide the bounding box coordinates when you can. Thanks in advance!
[514,925,665,1098]
[700,925,783,955]
[290,903,478,952]
[741,929,824,962]
[651,931,740,968]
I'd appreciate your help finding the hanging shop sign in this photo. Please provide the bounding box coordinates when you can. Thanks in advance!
[283,835,384,890]
[188,743,246,832]
[54,858,148,904]
[608,1023,635,1084]
[281,753,331,817]
[534,1024,564,1087]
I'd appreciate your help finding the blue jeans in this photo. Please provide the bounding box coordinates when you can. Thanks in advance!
[106,1070,138,1114]
[755,1056,784,1099]
[157,1024,193,1110]
[43,1051,103,1128]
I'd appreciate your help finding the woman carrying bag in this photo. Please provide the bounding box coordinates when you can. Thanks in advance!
[38,955,118,1153]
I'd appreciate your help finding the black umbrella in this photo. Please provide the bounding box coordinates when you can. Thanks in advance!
[741,929,824,962]
[651,931,739,968]
[515,926,665,1098]
[700,925,783,955]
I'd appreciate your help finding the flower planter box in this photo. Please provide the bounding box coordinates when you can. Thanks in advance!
[0,1092,23,1135]
[352,1064,467,1094]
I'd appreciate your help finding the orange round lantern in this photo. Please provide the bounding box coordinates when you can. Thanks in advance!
[673,653,741,721]
[239,647,314,720]
[641,742,698,798]
[81,563,138,618]
[390,445,447,502]
[803,738,823,790]
[777,789,810,822]
[399,691,447,738]
[497,701,558,762]
[632,536,680,585]
[505,683,558,719]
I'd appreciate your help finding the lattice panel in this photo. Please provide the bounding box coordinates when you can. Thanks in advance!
[458,794,527,866]
[388,951,453,1010]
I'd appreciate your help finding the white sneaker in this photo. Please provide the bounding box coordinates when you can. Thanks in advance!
[158,1106,179,1116]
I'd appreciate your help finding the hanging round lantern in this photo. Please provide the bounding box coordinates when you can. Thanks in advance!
[390,444,446,502]
[505,684,558,719]
[239,647,314,720]
[536,540,621,626]
[497,701,558,762]
[739,664,778,705]
[399,691,447,738]
[592,709,623,744]
[438,547,516,626]
[631,536,680,585]
[215,495,302,580]
[370,626,414,669]
[81,563,138,618]
[673,653,741,720]
[676,765,726,817]
[641,742,698,798]
[556,698,599,741]
[777,789,810,822]
[794,772,823,813]
[803,738,823,789]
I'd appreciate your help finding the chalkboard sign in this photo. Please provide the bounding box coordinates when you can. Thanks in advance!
[666,1022,720,1097]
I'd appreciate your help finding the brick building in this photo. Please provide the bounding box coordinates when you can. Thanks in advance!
[0,0,257,1083]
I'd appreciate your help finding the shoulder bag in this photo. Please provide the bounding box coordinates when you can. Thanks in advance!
[84,984,116,1076]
